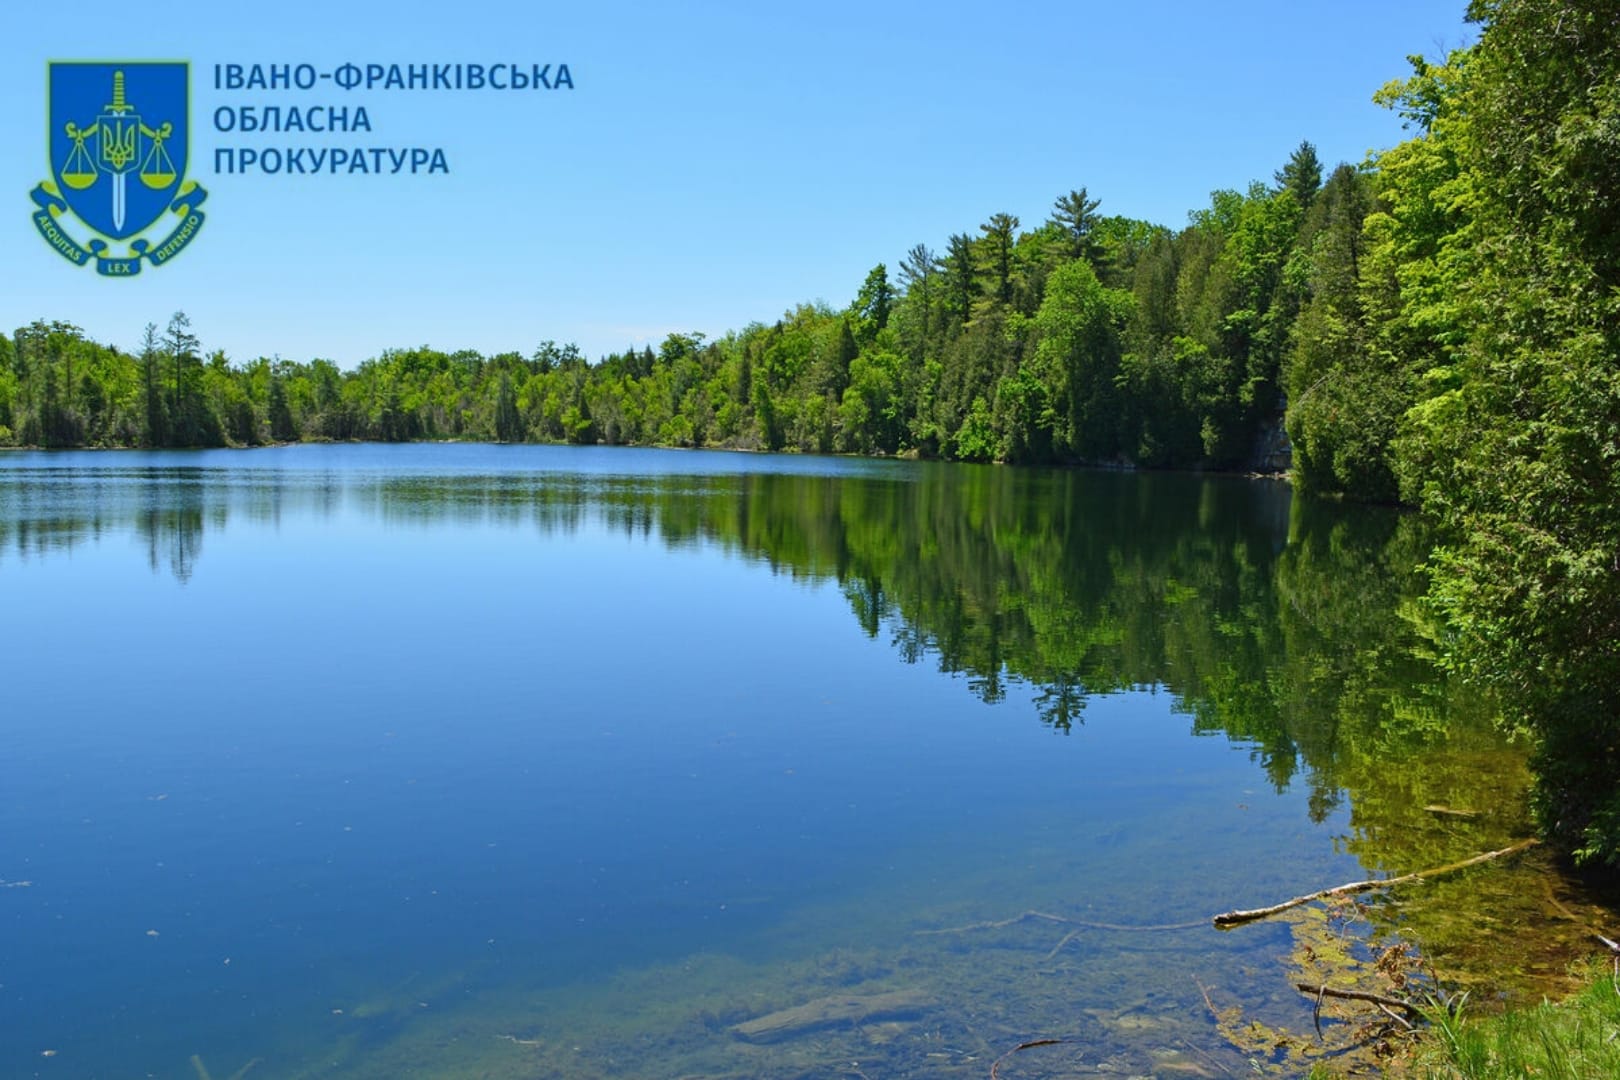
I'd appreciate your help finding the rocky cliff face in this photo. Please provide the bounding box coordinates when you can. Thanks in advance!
[1249,410,1292,474]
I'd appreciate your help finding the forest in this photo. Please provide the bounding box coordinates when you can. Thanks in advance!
[3,1,1616,869]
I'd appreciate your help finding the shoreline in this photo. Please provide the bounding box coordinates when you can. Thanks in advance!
[0,437,1300,486]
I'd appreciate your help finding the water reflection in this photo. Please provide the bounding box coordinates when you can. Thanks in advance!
[1,447,1614,1075]
[0,458,1446,767]
[0,458,1480,774]
[0,455,1519,853]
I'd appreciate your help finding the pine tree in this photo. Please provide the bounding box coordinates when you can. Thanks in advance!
[1051,188,1103,263]
[1275,140,1323,211]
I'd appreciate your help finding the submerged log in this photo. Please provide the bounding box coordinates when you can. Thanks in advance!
[1292,982,1424,1017]
[1212,839,1539,928]
[729,989,932,1043]
[989,1038,1070,1080]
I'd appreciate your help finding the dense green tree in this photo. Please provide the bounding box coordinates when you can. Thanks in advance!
[1407,0,1620,867]
[851,264,893,346]
[267,363,296,442]
[897,243,936,346]
[157,311,223,447]
[838,348,904,454]
[206,348,258,445]
[494,372,522,443]
[1368,58,1475,506]
[1028,260,1134,461]
[0,335,15,441]
[976,212,1020,309]
[941,232,978,328]
[1284,164,1389,497]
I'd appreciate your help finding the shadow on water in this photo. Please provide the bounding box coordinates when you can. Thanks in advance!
[2,446,1616,1078]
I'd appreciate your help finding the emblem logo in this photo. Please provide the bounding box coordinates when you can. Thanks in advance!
[31,62,208,276]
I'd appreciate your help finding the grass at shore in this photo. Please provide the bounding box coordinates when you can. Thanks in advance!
[1406,960,1620,1080]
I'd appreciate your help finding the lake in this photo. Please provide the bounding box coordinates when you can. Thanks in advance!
[0,444,1609,1079]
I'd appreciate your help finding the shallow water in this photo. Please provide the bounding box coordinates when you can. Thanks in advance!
[0,444,1608,1078]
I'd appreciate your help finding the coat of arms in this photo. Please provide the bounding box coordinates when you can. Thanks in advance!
[31,62,208,275]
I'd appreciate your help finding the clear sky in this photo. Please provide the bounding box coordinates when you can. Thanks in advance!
[2,0,1475,368]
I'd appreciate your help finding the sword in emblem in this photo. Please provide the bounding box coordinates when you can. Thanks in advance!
[99,71,137,232]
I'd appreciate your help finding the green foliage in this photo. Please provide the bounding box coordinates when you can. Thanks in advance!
[851,264,893,347]
[1275,139,1323,211]
[1028,260,1133,460]
[1284,164,1397,497]
[1414,963,1620,1080]
[1050,188,1103,264]
[976,212,1021,310]
[838,348,904,454]
[7,166,1357,474]
[952,396,996,462]
[266,364,296,442]
[1395,0,1620,868]
[493,372,521,443]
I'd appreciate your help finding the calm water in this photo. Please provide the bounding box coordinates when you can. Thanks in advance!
[0,445,1606,1079]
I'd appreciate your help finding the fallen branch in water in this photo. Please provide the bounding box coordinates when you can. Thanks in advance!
[918,909,1205,936]
[1375,1001,1416,1031]
[495,1033,543,1047]
[1292,983,1425,1017]
[730,990,932,1043]
[916,910,1069,935]
[1212,839,1540,928]
[1043,929,1082,960]
[1541,879,1620,954]
[1194,977,1219,1020]
[988,1038,1069,1080]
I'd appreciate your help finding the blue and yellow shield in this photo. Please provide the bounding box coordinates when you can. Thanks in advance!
[33,60,206,275]
[49,62,188,239]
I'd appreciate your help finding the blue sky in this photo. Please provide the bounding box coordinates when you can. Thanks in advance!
[2,0,1474,367]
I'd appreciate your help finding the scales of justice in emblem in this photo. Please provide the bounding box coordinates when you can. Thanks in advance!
[58,69,178,233]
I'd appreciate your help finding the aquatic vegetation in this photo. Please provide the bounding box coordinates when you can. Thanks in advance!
[1198,900,1432,1075]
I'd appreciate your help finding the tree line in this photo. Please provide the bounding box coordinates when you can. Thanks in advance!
[3,0,1615,868]
[2,163,1318,473]
[3,146,1353,475]
[0,133,1461,491]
